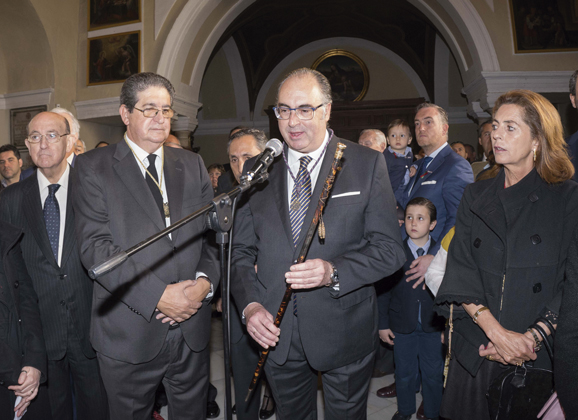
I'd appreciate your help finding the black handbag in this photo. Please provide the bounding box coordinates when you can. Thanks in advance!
[486,322,555,420]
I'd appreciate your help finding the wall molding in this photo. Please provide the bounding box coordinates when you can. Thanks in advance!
[0,88,54,110]
[74,97,120,120]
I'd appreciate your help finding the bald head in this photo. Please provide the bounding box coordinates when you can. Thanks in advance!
[165,134,183,149]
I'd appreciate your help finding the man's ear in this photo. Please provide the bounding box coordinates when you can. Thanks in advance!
[18,159,23,169]
[119,105,131,125]
[571,93,576,109]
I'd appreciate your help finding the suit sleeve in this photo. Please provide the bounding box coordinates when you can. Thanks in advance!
[72,154,166,321]
[331,153,406,297]
[429,159,473,255]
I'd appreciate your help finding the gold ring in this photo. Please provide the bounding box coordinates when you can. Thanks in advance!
[486,355,493,361]
[517,361,523,367]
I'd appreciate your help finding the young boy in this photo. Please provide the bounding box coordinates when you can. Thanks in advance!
[377,197,445,420]
[384,119,414,192]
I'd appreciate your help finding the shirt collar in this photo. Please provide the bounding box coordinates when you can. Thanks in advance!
[287,130,330,166]
[407,236,431,256]
[388,146,412,157]
[426,142,448,160]
[125,133,163,166]
[37,164,70,192]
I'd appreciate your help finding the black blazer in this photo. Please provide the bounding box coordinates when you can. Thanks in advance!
[0,221,46,387]
[0,170,95,361]
[377,238,444,334]
[231,136,405,371]
[73,142,219,364]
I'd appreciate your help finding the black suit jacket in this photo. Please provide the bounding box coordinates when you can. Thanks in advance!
[72,142,219,364]
[0,221,47,387]
[377,238,444,334]
[0,170,95,361]
[231,136,405,371]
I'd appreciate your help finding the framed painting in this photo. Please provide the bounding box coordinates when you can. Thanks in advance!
[312,50,369,102]
[87,30,140,86]
[509,0,578,53]
[88,0,141,31]
[10,106,47,150]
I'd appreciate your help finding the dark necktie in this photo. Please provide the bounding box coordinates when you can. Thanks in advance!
[289,156,312,316]
[146,154,165,221]
[43,184,61,262]
[417,248,425,257]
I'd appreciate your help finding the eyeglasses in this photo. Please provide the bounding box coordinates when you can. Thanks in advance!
[27,132,69,143]
[134,107,175,119]
[273,104,325,120]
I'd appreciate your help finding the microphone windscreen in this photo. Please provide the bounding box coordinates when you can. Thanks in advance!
[266,138,283,157]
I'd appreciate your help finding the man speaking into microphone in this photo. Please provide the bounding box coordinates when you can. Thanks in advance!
[231,68,405,419]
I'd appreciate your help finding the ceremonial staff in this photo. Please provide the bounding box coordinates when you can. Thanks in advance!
[246,142,347,402]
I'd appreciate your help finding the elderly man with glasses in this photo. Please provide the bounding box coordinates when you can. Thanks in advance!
[0,111,108,420]
[231,68,405,419]
[72,72,219,420]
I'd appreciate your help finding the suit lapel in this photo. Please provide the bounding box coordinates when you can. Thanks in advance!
[113,141,166,233]
[270,152,294,249]
[22,174,60,270]
[165,147,184,244]
[60,167,77,268]
[410,146,448,198]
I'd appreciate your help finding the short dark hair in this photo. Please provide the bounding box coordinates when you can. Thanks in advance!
[228,128,268,155]
[207,163,225,173]
[450,141,465,147]
[0,144,21,160]
[276,68,333,105]
[405,197,437,222]
[120,72,175,112]
[415,102,449,126]
[95,141,109,148]
[570,69,578,97]
[387,119,411,135]
[229,126,249,138]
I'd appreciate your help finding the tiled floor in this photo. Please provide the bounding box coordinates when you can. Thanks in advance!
[161,316,423,420]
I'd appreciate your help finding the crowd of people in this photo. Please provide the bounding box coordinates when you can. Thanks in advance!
[0,67,577,420]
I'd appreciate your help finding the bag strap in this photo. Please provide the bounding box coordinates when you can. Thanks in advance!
[532,322,553,361]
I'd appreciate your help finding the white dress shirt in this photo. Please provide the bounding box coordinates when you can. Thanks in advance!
[38,165,70,266]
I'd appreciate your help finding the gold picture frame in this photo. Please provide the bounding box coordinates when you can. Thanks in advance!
[87,30,140,86]
[88,0,141,31]
[312,50,369,101]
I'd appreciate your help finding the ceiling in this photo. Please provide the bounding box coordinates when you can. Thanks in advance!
[209,0,441,112]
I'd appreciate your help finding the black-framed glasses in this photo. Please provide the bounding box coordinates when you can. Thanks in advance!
[27,132,69,144]
[134,107,175,119]
[273,104,325,120]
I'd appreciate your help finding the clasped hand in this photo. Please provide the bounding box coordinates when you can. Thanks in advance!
[285,259,332,289]
[156,278,210,324]
[9,366,41,417]
[478,327,537,366]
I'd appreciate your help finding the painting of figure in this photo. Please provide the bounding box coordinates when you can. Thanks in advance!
[89,0,140,30]
[312,50,369,102]
[88,31,140,85]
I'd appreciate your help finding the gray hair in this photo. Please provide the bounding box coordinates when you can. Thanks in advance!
[415,102,449,126]
[276,68,333,106]
[228,128,268,155]
[478,120,492,137]
[359,129,387,146]
[50,107,80,135]
[120,72,175,112]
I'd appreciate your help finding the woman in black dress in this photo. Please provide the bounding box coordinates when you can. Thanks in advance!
[434,89,578,420]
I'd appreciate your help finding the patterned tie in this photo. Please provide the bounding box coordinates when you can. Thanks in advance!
[289,156,312,316]
[146,154,165,220]
[417,248,425,257]
[43,184,61,262]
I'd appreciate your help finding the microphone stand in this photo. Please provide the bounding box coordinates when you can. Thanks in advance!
[88,170,270,420]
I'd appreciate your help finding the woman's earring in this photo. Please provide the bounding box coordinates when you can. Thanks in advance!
[533,149,537,162]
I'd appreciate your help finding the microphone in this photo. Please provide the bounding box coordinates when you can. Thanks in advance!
[243,138,283,182]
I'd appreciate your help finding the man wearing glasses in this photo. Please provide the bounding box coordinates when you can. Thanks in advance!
[231,68,405,419]
[0,111,108,420]
[72,72,219,419]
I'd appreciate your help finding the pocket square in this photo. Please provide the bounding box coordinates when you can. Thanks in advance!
[332,191,361,198]
[422,181,437,185]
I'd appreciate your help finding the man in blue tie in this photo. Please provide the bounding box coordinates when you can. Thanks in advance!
[395,103,474,289]
[0,112,108,420]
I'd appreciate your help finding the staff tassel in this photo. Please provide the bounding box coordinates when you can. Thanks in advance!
[245,142,347,402]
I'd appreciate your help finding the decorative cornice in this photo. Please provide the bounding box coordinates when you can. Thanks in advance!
[0,88,54,110]
[74,97,120,120]
[173,93,202,120]
[172,116,198,133]
[448,107,474,125]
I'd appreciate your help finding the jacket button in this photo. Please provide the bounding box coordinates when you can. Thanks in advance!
[533,283,542,293]
[529,193,539,202]
[474,238,482,248]
[531,235,541,245]
[60,300,66,306]
[18,318,22,324]
[59,274,67,280]
[0,381,4,385]
[14,281,19,288]
[173,247,177,254]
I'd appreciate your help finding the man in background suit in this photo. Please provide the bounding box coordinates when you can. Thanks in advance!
[51,107,81,169]
[0,112,108,420]
[231,68,405,419]
[394,103,473,287]
[566,70,578,179]
[73,72,219,420]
